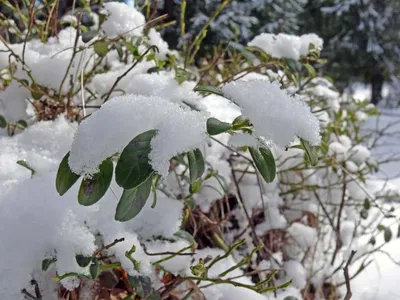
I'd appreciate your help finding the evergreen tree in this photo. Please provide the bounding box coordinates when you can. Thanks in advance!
[302,0,400,104]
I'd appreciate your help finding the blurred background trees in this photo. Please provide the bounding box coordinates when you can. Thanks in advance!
[1,0,399,105]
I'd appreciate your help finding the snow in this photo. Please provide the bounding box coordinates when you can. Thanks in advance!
[147,28,170,59]
[282,260,306,289]
[228,132,260,147]
[101,2,145,38]
[68,94,208,177]
[287,222,318,249]
[222,80,321,147]
[248,33,323,60]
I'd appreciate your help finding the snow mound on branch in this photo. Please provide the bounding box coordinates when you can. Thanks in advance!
[248,33,323,60]
[101,2,146,38]
[222,80,321,147]
[68,94,208,177]
[0,118,189,297]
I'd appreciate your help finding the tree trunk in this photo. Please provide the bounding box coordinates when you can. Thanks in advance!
[371,71,384,105]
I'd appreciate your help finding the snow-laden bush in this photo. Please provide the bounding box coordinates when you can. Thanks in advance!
[0,2,398,300]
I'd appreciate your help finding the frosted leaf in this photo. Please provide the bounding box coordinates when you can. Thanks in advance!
[68,95,208,177]
[101,2,145,38]
[222,80,321,147]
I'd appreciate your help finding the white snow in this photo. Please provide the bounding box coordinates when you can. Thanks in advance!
[248,33,323,60]
[222,79,321,147]
[68,94,208,177]
[101,2,145,38]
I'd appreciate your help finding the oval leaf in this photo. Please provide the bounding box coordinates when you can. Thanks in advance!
[75,255,92,268]
[206,117,232,135]
[115,175,153,222]
[249,146,276,183]
[17,119,28,128]
[0,115,6,128]
[42,258,57,271]
[300,138,318,166]
[90,259,100,279]
[115,129,157,189]
[81,30,97,43]
[188,149,205,182]
[384,227,392,242]
[232,115,251,130]
[56,152,80,196]
[78,158,113,206]
[93,40,109,57]
[194,85,224,97]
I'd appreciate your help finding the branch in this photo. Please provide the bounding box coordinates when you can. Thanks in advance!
[343,250,356,300]
[103,45,159,103]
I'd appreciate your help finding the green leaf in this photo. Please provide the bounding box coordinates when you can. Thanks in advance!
[42,257,57,271]
[81,31,97,43]
[384,227,392,242]
[364,199,371,210]
[304,63,316,78]
[17,119,28,128]
[16,160,35,177]
[249,146,276,183]
[90,259,100,279]
[78,158,113,206]
[184,197,196,210]
[93,40,109,57]
[206,117,232,135]
[75,255,92,268]
[232,115,251,130]
[122,41,137,54]
[115,175,153,222]
[116,130,157,189]
[300,138,318,166]
[189,178,202,194]
[31,83,42,100]
[0,115,7,128]
[360,209,368,219]
[114,43,124,60]
[56,152,80,196]
[173,230,196,244]
[187,149,205,182]
[377,224,385,231]
[194,85,224,97]
[369,237,376,246]
[397,224,400,238]
[128,276,160,300]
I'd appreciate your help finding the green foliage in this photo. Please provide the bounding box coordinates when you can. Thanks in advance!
[128,276,160,300]
[187,149,205,182]
[115,175,153,222]
[206,117,233,135]
[56,152,80,196]
[249,146,276,183]
[75,255,92,268]
[115,130,157,190]
[0,115,7,128]
[78,158,113,206]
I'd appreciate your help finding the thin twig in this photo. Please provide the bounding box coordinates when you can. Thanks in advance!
[103,45,159,102]
[93,238,125,257]
[343,250,356,300]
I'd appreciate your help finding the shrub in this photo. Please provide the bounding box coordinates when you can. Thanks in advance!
[0,2,397,300]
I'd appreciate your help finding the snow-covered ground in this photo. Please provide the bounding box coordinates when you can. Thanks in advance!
[352,109,400,300]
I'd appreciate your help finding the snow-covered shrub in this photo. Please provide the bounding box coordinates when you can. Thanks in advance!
[0,2,397,300]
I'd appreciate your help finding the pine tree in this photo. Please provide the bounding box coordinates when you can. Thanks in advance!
[302,0,400,104]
